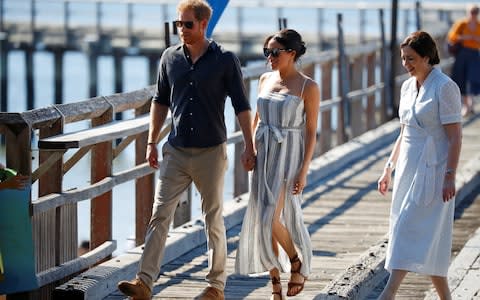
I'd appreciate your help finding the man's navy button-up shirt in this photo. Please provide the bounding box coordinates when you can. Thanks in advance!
[153,41,251,148]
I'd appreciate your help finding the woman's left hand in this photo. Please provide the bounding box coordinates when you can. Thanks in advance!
[442,175,456,202]
[293,173,307,195]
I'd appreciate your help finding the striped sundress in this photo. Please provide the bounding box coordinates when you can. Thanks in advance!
[234,84,312,278]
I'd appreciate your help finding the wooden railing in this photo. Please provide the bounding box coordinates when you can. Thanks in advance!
[0,27,453,299]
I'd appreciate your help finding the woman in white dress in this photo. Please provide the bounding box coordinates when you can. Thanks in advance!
[377,31,462,300]
[235,29,320,299]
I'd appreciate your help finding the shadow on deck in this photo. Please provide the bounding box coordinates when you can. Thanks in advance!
[57,110,480,300]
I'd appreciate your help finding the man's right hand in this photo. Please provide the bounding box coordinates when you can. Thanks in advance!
[146,144,159,169]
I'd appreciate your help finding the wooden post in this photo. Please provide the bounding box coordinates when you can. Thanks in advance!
[234,79,250,197]
[336,13,348,145]
[64,1,73,46]
[415,1,422,30]
[96,1,102,35]
[0,32,7,112]
[390,0,399,118]
[302,63,315,78]
[359,8,366,44]
[379,9,389,122]
[317,8,324,50]
[113,50,123,120]
[0,0,3,32]
[53,50,63,105]
[88,42,98,98]
[37,119,62,275]
[26,48,35,110]
[366,52,376,130]
[319,61,332,154]
[350,55,364,138]
[90,106,113,250]
[237,7,244,53]
[164,22,170,48]
[37,117,77,296]
[30,0,35,36]
[148,54,158,85]
[403,8,409,38]
[135,102,154,246]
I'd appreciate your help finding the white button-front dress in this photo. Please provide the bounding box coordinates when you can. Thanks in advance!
[385,67,462,276]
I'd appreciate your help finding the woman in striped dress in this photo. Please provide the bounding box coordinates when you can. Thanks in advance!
[235,29,320,299]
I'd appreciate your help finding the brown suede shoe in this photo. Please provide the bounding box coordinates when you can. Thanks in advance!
[194,286,225,300]
[117,278,151,300]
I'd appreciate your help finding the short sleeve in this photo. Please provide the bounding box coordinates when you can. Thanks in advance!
[225,52,250,115]
[439,80,462,124]
[398,79,412,125]
[152,51,171,106]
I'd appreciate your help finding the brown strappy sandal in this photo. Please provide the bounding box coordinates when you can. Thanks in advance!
[287,254,307,297]
[271,276,283,299]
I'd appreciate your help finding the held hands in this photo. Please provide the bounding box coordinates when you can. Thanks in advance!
[146,144,159,169]
[241,147,256,171]
[0,175,30,190]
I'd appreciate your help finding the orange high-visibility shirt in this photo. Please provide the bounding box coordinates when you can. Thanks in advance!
[448,18,480,50]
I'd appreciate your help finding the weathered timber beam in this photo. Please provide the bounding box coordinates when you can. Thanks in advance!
[32,163,155,214]
[36,240,116,287]
[31,150,65,183]
[38,115,150,149]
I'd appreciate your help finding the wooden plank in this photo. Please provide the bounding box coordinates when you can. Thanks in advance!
[32,163,155,214]
[38,115,150,150]
[37,241,116,287]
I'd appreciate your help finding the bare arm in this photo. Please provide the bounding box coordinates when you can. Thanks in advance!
[146,101,169,169]
[237,110,256,171]
[377,124,404,196]
[0,175,29,190]
[293,79,320,195]
[442,122,462,202]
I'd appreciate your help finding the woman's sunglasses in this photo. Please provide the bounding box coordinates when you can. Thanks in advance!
[263,48,292,58]
[173,20,194,29]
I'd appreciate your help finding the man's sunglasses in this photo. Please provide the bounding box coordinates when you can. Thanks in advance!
[263,48,292,58]
[173,20,194,29]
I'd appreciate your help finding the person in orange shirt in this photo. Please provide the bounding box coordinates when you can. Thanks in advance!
[447,4,480,117]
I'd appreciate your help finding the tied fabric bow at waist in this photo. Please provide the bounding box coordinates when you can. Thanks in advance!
[256,122,302,204]
[409,134,438,206]
[256,123,302,143]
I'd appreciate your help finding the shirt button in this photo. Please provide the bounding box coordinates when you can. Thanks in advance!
[190,128,193,131]
[190,66,194,70]
[189,113,193,116]
[189,97,193,101]
[189,82,193,85]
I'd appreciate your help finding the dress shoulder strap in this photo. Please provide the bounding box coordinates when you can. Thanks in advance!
[300,78,308,99]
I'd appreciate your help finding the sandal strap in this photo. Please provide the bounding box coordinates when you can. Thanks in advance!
[272,291,282,295]
[290,254,300,264]
[290,254,302,273]
[271,276,281,285]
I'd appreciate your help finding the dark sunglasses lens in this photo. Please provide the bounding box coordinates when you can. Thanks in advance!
[263,48,270,57]
[263,48,280,58]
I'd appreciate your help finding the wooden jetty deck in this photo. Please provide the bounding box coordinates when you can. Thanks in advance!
[98,108,480,300]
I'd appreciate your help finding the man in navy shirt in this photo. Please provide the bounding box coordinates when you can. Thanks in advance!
[117,0,255,299]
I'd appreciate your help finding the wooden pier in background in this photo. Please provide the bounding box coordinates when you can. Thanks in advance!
[0,0,468,113]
